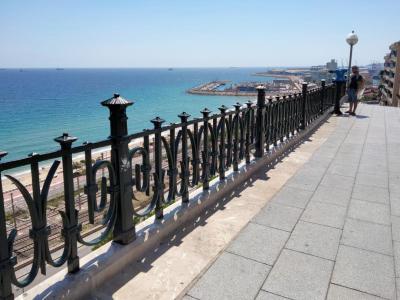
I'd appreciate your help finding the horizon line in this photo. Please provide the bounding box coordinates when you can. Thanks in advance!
[0,64,372,70]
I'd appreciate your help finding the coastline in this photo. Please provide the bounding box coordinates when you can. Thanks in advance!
[1,119,208,197]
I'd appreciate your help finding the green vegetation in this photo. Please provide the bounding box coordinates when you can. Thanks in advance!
[5,211,13,222]
[90,173,219,251]
[5,209,29,222]
[48,186,85,208]
[91,231,113,250]
[91,200,176,251]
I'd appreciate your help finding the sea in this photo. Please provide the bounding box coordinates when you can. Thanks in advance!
[0,68,275,164]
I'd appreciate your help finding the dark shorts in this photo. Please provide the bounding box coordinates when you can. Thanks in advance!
[347,89,358,103]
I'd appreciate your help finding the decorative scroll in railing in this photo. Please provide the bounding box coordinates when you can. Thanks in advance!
[0,80,342,299]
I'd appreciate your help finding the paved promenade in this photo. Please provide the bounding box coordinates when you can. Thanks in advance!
[185,104,400,300]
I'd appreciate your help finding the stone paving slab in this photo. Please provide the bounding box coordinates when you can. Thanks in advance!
[188,252,271,300]
[392,215,400,242]
[227,223,289,265]
[301,201,347,229]
[356,172,389,189]
[359,161,388,174]
[185,104,400,300]
[262,249,334,300]
[320,173,354,191]
[352,183,390,204]
[334,152,362,162]
[326,284,386,300]
[305,156,332,168]
[310,185,351,207]
[182,296,198,300]
[348,199,391,226]
[252,203,303,232]
[255,291,290,300]
[397,279,400,300]
[331,245,395,299]
[270,186,313,209]
[393,241,400,277]
[341,218,393,255]
[327,162,358,177]
[286,220,341,260]
[285,173,321,192]
[389,163,400,175]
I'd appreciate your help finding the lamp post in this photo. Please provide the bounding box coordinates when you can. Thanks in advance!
[346,30,359,86]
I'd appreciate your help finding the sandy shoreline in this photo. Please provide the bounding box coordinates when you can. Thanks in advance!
[1,120,199,195]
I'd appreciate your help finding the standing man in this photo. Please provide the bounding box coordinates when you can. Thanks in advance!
[346,66,364,116]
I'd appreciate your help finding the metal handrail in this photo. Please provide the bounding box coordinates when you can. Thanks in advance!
[0,80,341,299]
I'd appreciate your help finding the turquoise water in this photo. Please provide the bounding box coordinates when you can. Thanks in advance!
[0,68,273,162]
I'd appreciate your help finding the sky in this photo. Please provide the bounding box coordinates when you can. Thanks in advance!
[0,0,399,68]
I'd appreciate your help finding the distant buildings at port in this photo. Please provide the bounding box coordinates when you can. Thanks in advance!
[265,59,338,83]
[326,59,338,71]
[187,56,392,99]
[265,59,383,90]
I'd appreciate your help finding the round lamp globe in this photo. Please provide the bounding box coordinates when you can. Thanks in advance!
[346,31,359,46]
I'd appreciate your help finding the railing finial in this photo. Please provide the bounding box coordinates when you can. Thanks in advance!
[101,93,133,107]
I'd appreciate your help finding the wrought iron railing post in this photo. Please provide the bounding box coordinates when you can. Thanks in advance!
[151,117,166,216]
[201,108,211,190]
[273,96,279,146]
[328,85,333,107]
[255,86,266,158]
[54,133,80,273]
[101,93,136,244]
[192,119,200,186]
[275,96,281,143]
[245,101,252,163]
[249,103,255,144]
[0,152,15,300]
[284,95,290,139]
[143,134,151,196]
[265,97,273,151]
[281,96,286,142]
[300,82,308,130]
[167,126,177,200]
[239,109,245,160]
[333,80,344,115]
[288,95,294,136]
[226,113,233,168]
[211,117,218,176]
[296,93,301,131]
[178,112,190,203]
[218,105,227,180]
[83,142,96,224]
[321,80,326,114]
[233,103,241,171]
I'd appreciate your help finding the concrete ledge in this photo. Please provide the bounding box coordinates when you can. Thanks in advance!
[17,110,332,300]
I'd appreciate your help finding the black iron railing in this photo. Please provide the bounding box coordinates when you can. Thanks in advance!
[0,80,340,299]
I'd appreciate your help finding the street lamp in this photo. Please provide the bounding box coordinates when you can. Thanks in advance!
[346,30,359,85]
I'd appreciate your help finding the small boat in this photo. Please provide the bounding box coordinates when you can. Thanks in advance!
[56,68,64,71]
[168,68,173,71]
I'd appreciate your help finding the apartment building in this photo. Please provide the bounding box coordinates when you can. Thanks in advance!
[381,41,400,106]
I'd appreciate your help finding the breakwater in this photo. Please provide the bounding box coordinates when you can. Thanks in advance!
[187,79,300,97]
[187,81,258,96]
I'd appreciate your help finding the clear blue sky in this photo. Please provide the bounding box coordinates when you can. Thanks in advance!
[1,0,398,68]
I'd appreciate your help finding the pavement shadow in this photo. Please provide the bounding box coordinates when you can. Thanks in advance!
[334,113,369,119]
